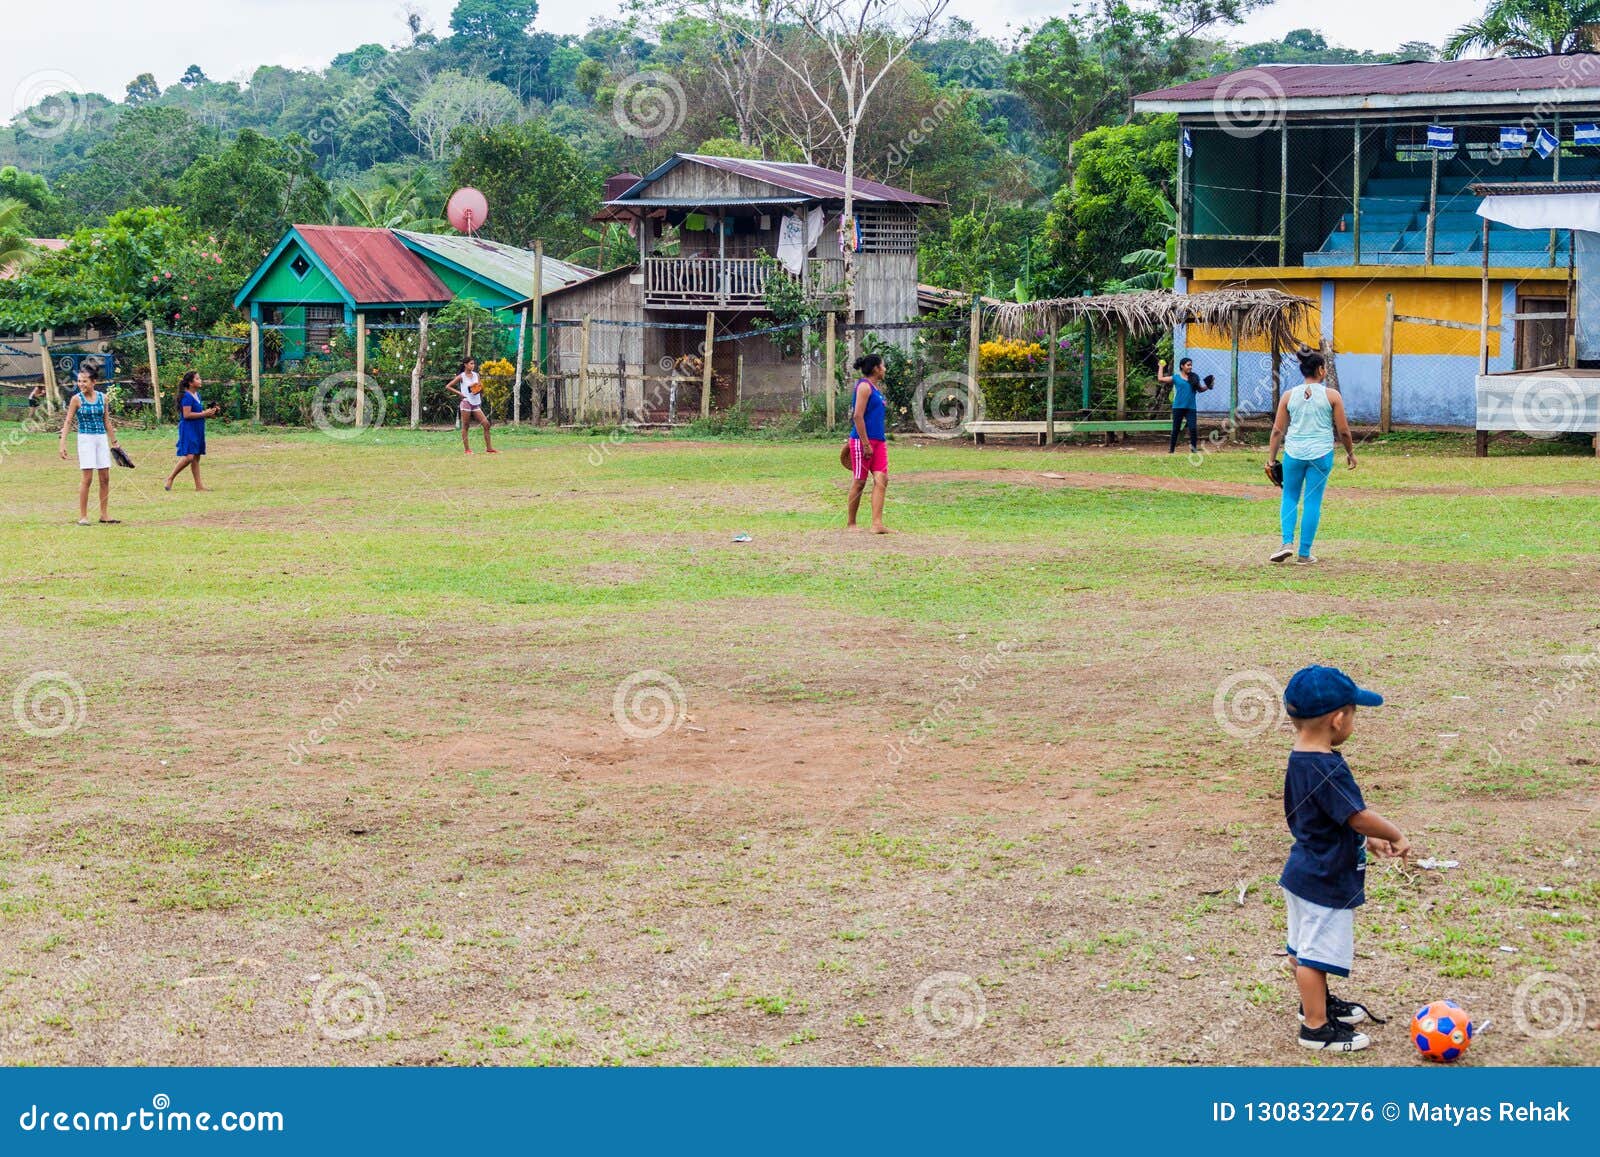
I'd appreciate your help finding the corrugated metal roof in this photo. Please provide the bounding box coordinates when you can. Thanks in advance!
[396,231,596,296]
[602,196,808,209]
[295,225,449,306]
[1136,54,1600,109]
[615,154,942,206]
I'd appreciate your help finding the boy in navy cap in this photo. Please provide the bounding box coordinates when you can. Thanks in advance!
[1279,665,1410,1052]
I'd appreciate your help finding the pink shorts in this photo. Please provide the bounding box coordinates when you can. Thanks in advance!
[850,438,887,480]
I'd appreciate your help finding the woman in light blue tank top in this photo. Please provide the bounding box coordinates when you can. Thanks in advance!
[1266,349,1355,564]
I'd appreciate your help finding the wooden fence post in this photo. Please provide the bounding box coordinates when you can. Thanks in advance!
[144,319,161,422]
[617,349,626,422]
[737,353,745,407]
[967,299,981,411]
[701,311,715,418]
[465,317,474,359]
[250,319,261,423]
[532,240,545,425]
[1380,293,1394,434]
[513,305,526,425]
[578,313,592,422]
[411,313,428,429]
[36,333,59,413]
[1228,315,1241,427]
[354,312,367,428]
[1045,324,1058,442]
[1114,322,1126,422]
[825,312,837,430]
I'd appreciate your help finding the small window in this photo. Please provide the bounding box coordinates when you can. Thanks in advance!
[290,253,311,279]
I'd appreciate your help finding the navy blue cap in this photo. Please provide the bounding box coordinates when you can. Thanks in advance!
[1283,665,1384,719]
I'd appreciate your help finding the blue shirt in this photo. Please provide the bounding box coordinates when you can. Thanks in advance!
[74,391,106,435]
[1279,750,1368,909]
[849,379,886,442]
[1171,371,1201,410]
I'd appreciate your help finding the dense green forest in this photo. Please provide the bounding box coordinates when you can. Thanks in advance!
[0,0,1438,333]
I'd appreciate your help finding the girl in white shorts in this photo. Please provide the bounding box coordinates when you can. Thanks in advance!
[58,364,124,524]
[446,357,497,455]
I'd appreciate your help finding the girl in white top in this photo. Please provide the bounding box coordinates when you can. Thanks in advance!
[446,357,497,454]
[57,363,125,524]
[1266,349,1356,564]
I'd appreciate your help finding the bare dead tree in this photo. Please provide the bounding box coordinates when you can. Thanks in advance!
[692,0,950,306]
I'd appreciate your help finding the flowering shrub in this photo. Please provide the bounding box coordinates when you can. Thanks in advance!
[977,337,1049,420]
[478,357,515,419]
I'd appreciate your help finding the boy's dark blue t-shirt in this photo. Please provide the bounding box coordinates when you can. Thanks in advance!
[1279,750,1368,909]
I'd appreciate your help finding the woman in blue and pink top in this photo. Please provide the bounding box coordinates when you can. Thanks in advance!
[846,353,889,533]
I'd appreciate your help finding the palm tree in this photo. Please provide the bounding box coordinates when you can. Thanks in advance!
[1446,0,1600,57]
[0,199,39,274]
[1112,197,1178,292]
[334,172,445,232]
[566,222,639,269]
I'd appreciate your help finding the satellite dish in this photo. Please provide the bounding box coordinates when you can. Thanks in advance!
[446,187,489,236]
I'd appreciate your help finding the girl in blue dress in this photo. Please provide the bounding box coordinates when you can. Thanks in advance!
[165,370,220,492]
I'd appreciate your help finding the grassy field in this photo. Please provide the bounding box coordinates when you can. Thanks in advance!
[0,422,1596,1066]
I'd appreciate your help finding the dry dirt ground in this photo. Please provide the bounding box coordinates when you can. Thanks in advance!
[0,429,1596,1066]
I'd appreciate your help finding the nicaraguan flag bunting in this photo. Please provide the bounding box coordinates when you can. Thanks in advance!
[1182,128,1193,158]
[1499,126,1528,150]
[1575,123,1600,145]
[1534,127,1558,158]
[1426,124,1454,149]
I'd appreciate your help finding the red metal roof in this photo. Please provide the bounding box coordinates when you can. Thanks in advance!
[634,155,941,205]
[295,225,449,305]
[1136,54,1600,105]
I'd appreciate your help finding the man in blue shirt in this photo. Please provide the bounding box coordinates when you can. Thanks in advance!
[1278,665,1410,1053]
[1156,358,1210,454]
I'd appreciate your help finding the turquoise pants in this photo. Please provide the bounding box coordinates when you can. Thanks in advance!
[1280,451,1334,557]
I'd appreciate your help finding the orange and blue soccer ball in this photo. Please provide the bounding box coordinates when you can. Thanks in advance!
[1411,999,1474,1062]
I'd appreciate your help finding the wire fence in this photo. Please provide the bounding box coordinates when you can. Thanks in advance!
[11,302,1516,437]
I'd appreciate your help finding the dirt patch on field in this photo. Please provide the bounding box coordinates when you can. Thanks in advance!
[893,469,1265,499]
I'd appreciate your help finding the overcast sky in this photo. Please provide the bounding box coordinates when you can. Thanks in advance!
[5,0,1486,122]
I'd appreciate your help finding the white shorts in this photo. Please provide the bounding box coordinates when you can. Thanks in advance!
[1283,888,1354,978]
[77,433,111,470]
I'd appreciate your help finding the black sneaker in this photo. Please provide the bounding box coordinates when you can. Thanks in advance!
[1299,994,1383,1026]
[1298,1019,1371,1052]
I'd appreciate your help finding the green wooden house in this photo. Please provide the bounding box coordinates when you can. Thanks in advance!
[233,225,594,362]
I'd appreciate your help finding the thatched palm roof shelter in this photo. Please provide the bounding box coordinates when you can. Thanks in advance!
[990,288,1319,424]
[993,288,1317,346]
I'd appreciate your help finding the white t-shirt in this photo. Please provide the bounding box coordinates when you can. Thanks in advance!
[460,370,482,408]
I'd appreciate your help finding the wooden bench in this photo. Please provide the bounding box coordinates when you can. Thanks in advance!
[968,419,1173,445]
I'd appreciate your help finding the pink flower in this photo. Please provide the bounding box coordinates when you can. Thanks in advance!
[181,295,188,301]
[165,271,173,278]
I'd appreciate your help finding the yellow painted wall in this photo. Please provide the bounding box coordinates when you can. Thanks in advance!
[1184,275,1318,353]
[1335,279,1502,357]
[1183,273,1571,360]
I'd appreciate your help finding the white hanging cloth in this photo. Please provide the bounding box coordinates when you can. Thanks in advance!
[776,213,805,273]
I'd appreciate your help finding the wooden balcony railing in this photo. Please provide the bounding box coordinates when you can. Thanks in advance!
[643,257,848,308]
